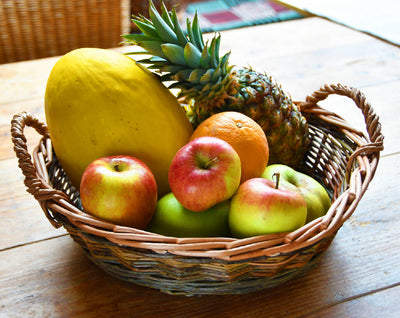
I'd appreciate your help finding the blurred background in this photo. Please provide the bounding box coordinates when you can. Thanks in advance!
[1,0,398,64]
[0,0,301,64]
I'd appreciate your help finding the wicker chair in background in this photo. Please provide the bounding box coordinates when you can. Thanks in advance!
[0,0,131,64]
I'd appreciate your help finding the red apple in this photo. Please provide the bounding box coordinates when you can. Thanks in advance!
[168,136,241,212]
[80,155,157,229]
[261,164,331,223]
[229,177,307,238]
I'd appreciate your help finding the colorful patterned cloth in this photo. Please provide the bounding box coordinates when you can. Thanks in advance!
[182,0,303,32]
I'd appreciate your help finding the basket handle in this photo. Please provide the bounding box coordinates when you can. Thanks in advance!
[298,83,384,178]
[10,112,69,227]
[299,83,384,145]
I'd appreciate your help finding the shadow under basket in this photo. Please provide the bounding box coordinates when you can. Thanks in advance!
[11,84,384,295]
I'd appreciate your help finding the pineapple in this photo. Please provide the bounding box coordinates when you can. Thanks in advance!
[123,1,309,167]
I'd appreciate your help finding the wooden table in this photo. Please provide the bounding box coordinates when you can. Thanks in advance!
[1,17,399,317]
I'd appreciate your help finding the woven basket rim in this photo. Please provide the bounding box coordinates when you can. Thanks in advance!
[11,83,384,262]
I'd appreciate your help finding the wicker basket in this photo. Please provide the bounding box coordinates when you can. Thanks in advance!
[11,84,383,295]
[0,0,131,64]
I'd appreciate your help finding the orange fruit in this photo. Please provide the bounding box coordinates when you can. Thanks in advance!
[190,111,269,183]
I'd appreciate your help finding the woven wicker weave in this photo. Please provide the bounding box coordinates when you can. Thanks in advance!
[11,84,383,295]
[0,0,131,64]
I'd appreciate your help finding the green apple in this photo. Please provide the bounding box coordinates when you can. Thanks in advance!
[261,164,331,223]
[147,192,231,237]
[229,178,307,238]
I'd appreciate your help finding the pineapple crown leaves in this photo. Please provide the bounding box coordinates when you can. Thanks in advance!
[122,1,233,97]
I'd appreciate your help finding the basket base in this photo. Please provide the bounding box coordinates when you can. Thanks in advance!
[52,210,337,296]
[56,213,335,296]
[85,250,325,296]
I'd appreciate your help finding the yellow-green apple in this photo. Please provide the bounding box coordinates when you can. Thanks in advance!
[261,164,331,223]
[80,155,157,229]
[229,178,307,238]
[147,192,231,237]
[168,136,241,212]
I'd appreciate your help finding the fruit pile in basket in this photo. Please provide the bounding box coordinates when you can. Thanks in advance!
[44,1,331,239]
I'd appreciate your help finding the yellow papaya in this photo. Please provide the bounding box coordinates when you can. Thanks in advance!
[45,48,193,195]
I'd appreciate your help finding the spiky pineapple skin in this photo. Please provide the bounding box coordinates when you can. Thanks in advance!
[124,1,310,167]
[186,67,310,167]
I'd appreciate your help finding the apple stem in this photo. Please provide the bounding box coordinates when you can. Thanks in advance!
[114,164,121,172]
[204,157,219,169]
[273,172,280,189]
